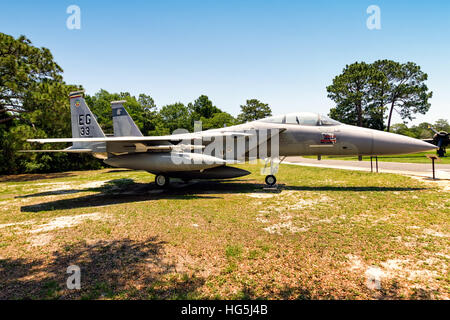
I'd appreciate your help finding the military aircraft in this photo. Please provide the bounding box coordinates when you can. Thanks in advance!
[26,91,437,187]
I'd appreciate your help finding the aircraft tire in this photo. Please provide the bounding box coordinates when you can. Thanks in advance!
[265,175,276,186]
[155,174,170,188]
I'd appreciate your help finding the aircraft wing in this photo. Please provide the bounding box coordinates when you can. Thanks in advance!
[19,148,93,153]
[27,131,253,144]
[27,131,255,154]
[26,128,285,156]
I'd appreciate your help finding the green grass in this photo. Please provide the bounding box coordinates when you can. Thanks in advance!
[0,165,448,300]
[304,152,450,164]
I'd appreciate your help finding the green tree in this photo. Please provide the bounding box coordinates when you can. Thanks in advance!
[390,123,415,137]
[374,60,432,132]
[0,33,104,174]
[134,93,157,135]
[327,60,432,131]
[188,95,221,121]
[84,89,116,133]
[200,112,236,130]
[413,123,433,139]
[157,103,191,134]
[390,120,449,140]
[85,90,157,135]
[434,119,450,132]
[237,99,271,123]
[327,62,384,128]
[0,33,63,124]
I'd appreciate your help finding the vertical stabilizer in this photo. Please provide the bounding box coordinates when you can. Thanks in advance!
[69,91,106,151]
[111,100,143,137]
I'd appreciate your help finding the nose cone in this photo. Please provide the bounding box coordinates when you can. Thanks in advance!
[372,130,437,155]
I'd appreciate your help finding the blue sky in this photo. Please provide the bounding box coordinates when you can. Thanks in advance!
[1,0,449,124]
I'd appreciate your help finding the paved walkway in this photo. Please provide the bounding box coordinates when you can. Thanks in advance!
[284,156,450,180]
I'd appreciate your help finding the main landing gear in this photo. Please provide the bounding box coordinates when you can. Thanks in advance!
[155,174,170,188]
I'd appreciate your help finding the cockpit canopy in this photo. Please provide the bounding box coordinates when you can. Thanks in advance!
[258,112,341,126]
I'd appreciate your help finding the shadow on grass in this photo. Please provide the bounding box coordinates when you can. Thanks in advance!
[17,190,83,198]
[20,179,222,212]
[20,178,427,213]
[0,172,76,183]
[0,237,204,300]
[227,278,439,300]
[16,178,139,199]
[104,169,137,173]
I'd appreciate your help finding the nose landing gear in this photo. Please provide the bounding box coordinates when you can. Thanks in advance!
[265,175,277,186]
[155,174,170,188]
[262,156,285,187]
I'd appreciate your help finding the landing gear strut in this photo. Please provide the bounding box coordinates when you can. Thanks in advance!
[155,174,170,188]
[262,156,285,187]
[265,175,277,186]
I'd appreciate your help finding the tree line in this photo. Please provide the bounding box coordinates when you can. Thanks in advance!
[84,91,272,136]
[0,33,272,174]
[391,119,449,139]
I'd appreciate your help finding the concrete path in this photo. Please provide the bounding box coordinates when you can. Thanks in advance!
[284,156,450,180]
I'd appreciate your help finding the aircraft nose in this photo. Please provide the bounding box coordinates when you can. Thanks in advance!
[372,130,437,155]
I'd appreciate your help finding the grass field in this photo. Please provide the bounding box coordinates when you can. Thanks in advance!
[304,152,450,164]
[0,164,448,300]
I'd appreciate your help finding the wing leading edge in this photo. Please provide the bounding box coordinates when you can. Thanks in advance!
[27,132,254,144]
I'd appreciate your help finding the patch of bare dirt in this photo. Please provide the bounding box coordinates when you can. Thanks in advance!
[246,193,275,199]
[345,254,449,299]
[263,221,308,235]
[253,190,333,235]
[30,233,54,247]
[30,213,107,234]
[1,213,110,249]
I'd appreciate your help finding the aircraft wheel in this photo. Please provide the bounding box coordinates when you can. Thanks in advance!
[265,175,276,186]
[155,174,170,188]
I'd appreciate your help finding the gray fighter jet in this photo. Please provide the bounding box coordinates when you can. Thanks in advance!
[26,91,437,187]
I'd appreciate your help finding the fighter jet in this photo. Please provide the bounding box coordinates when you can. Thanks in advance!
[26,91,437,187]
